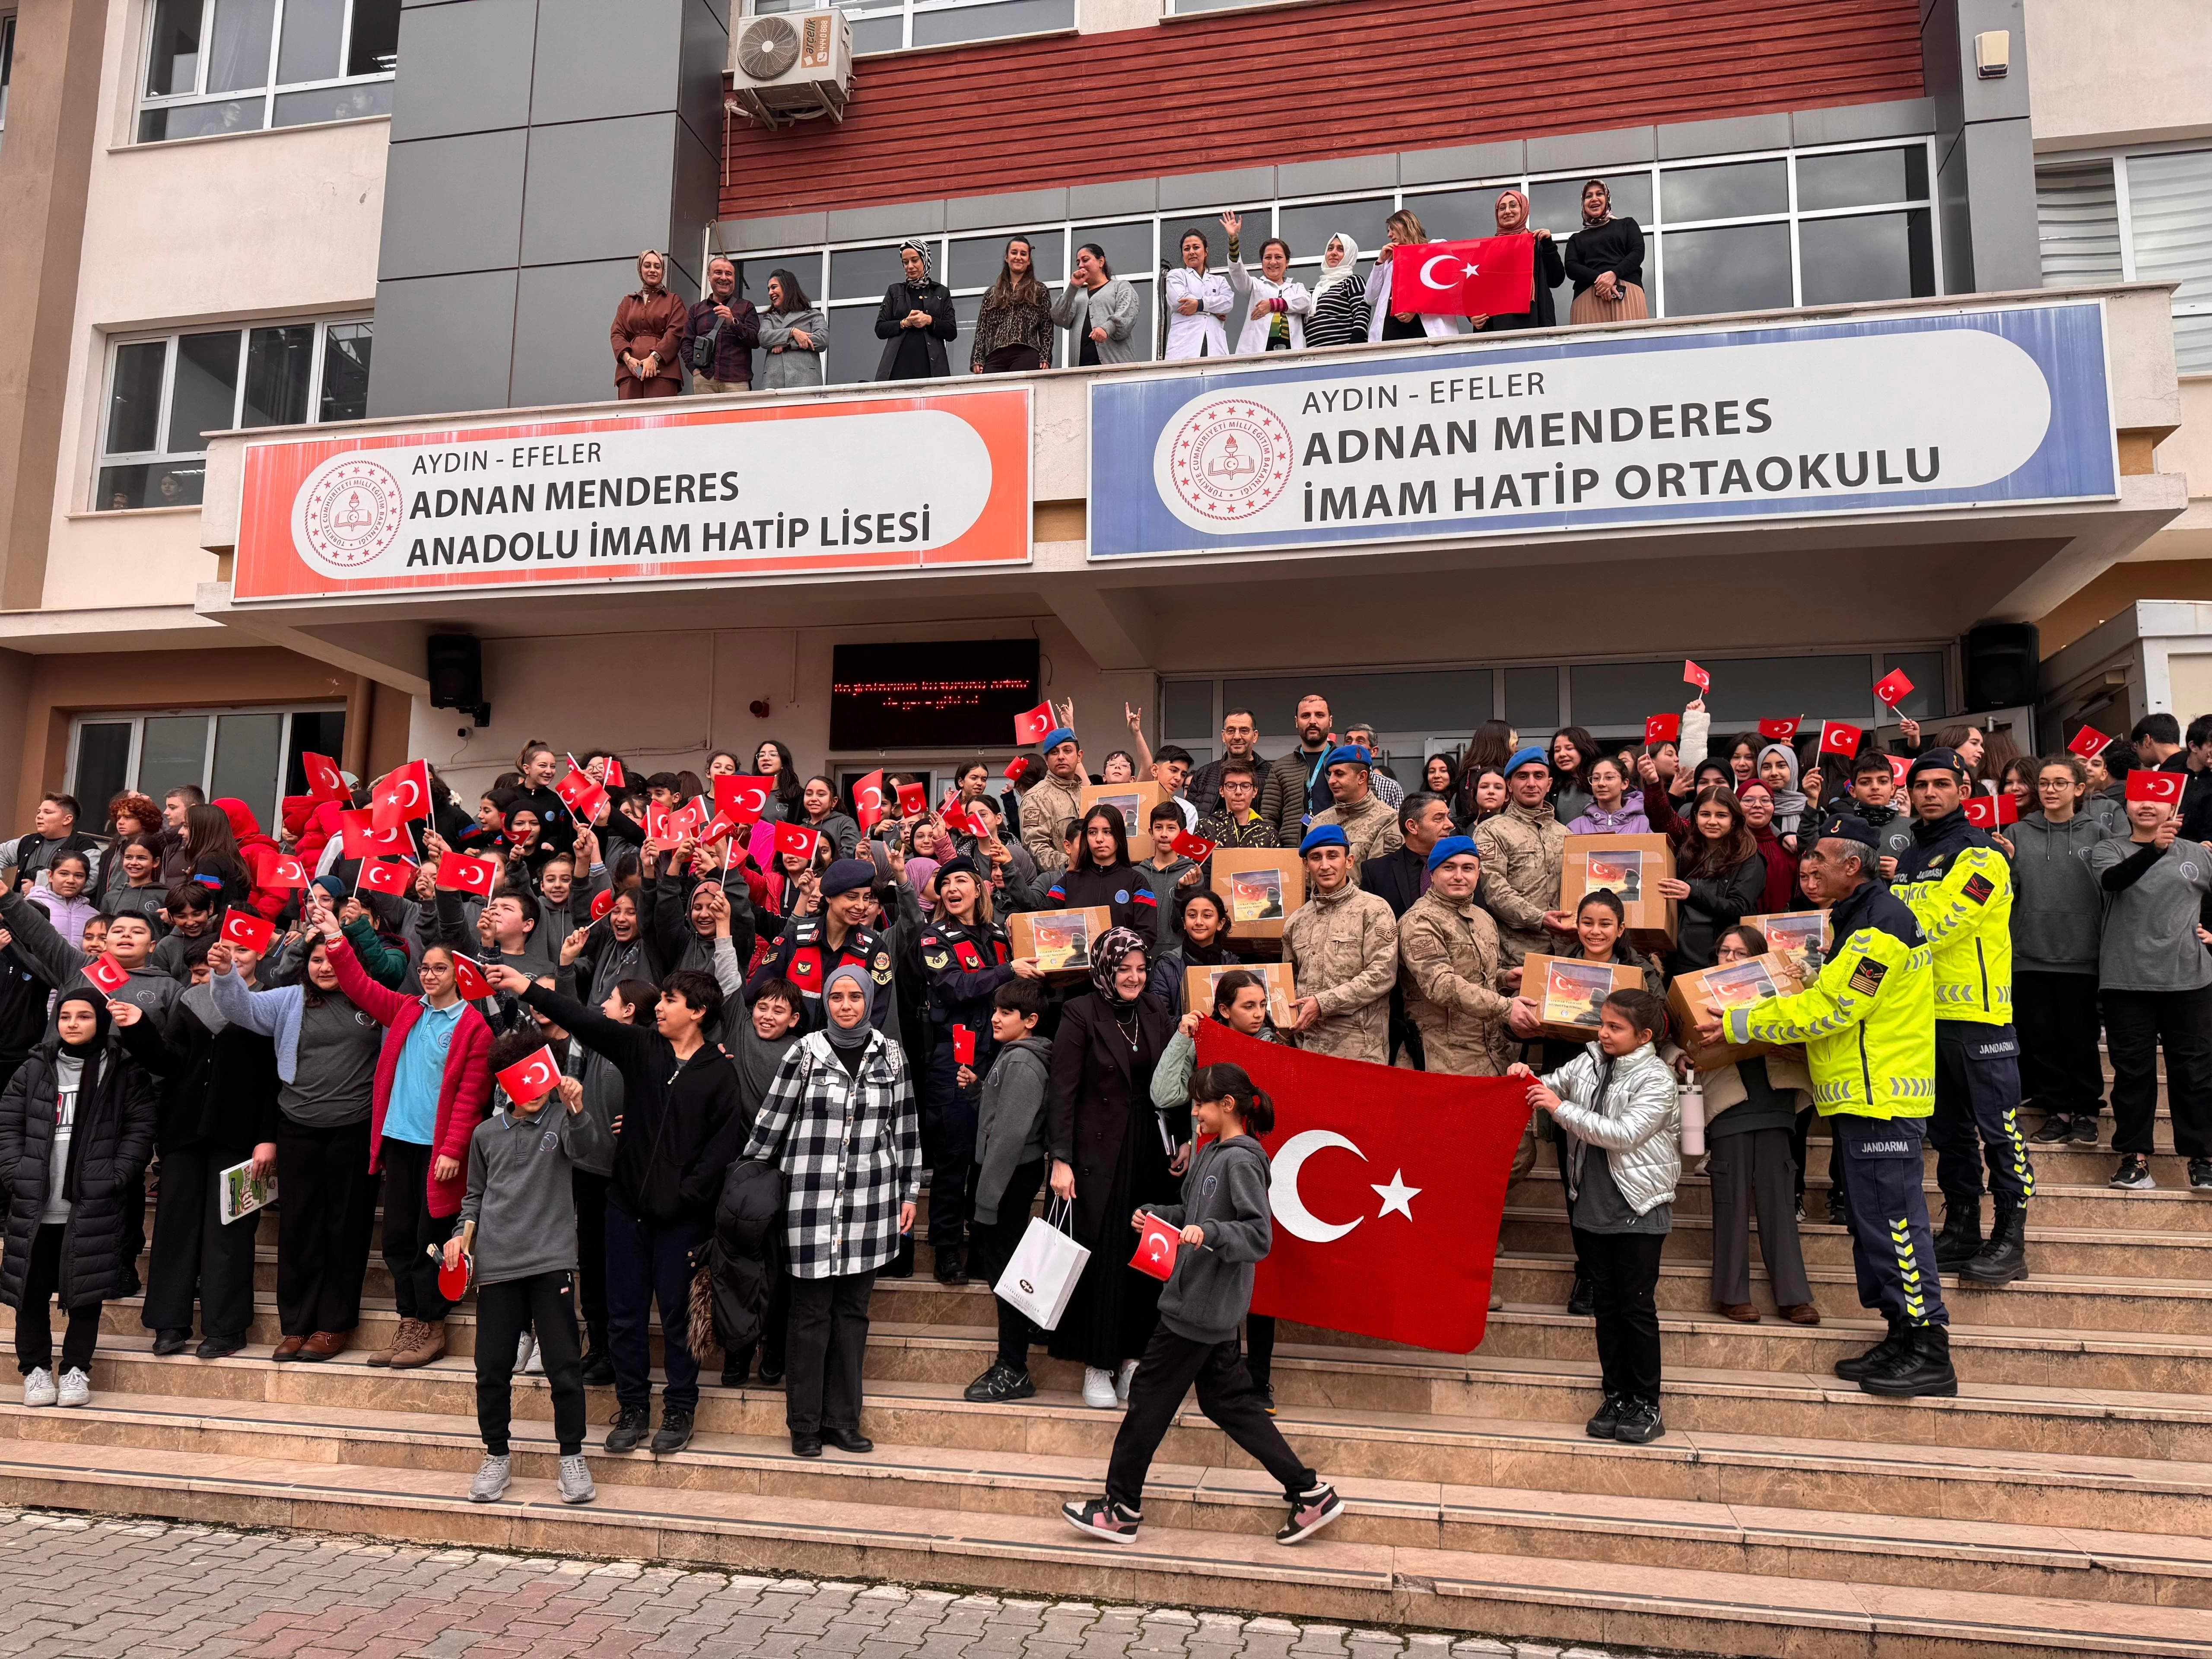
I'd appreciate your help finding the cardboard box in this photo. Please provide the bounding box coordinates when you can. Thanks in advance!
[1745,909,1831,988]
[1008,906,1110,976]
[1210,846,1306,941]
[1518,954,1648,1043]
[1666,952,1805,1072]
[1560,833,1678,952]
[1182,962,1297,1029]
[1079,780,1170,860]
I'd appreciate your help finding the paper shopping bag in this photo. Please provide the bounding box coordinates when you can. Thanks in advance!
[993,1198,1089,1331]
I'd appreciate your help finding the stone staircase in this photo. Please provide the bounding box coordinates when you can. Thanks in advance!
[1,1082,2209,1658]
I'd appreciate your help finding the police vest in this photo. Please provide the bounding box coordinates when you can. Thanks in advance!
[781,917,890,999]
[1892,840,2015,1026]
[1726,912,1936,1120]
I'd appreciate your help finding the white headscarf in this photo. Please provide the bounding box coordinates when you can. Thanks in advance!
[1311,232,1361,302]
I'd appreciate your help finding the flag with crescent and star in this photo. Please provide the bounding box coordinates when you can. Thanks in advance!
[1390,235,1537,316]
[1193,1023,1531,1352]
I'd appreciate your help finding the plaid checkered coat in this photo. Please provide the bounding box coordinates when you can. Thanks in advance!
[744,1029,921,1280]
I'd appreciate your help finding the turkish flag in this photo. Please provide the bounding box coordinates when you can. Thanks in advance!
[853,769,887,831]
[84,953,131,995]
[602,756,626,788]
[1758,717,1803,742]
[265,855,308,890]
[2068,725,2110,760]
[1003,757,1033,782]
[590,889,614,921]
[702,809,746,847]
[1129,1212,1182,1283]
[773,821,822,864]
[449,952,493,1000]
[370,759,432,832]
[219,909,274,952]
[1193,1025,1529,1353]
[713,774,773,824]
[1013,702,1054,745]
[1887,755,1912,786]
[302,752,349,803]
[896,781,928,818]
[1683,659,1710,691]
[1390,236,1536,315]
[951,1024,976,1065]
[668,798,710,843]
[356,857,417,897]
[1872,669,1915,709]
[1819,721,1862,758]
[1962,794,2020,828]
[2127,769,2185,804]
[339,810,411,860]
[555,763,607,823]
[941,802,978,836]
[496,1044,561,1106]
[436,850,499,896]
[1167,826,1217,862]
[642,800,675,844]
[1643,713,1680,746]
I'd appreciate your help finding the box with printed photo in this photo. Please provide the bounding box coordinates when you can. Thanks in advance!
[1745,909,1831,988]
[1210,846,1305,940]
[1079,780,1169,860]
[1666,952,1806,1071]
[1182,962,1297,1029]
[1009,906,1110,976]
[1518,954,1648,1043]
[1560,833,1678,951]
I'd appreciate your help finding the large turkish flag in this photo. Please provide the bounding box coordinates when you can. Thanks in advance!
[1192,1024,1530,1353]
[1390,236,1537,317]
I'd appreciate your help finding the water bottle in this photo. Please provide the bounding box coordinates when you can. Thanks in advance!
[1679,1079,1706,1157]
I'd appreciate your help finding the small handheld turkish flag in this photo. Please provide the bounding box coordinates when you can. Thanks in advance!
[1820,721,1862,758]
[84,953,130,995]
[701,809,746,848]
[369,759,432,832]
[896,781,928,818]
[219,909,274,952]
[1683,659,1710,691]
[449,953,493,1000]
[302,752,349,803]
[951,1024,976,1065]
[1167,826,1217,861]
[590,889,615,922]
[853,770,887,831]
[2127,769,2185,805]
[266,855,308,890]
[1129,1212,1182,1282]
[668,798,709,842]
[773,821,822,864]
[1390,236,1535,316]
[602,756,626,788]
[1013,702,1054,745]
[495,1044,561,1106]
[340,810,411,860]
[1758,717,1803,742]
[436,850,499,896]
[2068,725,2110,761]
[1003,757,1033,782]
[940,801,977,836]
[356,857,417,897]
[1887,754,1913,786]
[713,774,772,824]
[1962,795,2020,828]
[555,763,607,823]
[1643,713,1680,746]
[643,800,675,844]
[1872,669,1915,709]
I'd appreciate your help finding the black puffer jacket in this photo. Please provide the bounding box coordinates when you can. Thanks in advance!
[0,1023,162,1309]
[710,1157,786,1353]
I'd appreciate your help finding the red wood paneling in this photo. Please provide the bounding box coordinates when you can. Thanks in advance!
[719,0,1923,222]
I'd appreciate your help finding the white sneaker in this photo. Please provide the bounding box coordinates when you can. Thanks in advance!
[56,1367,89,1408]
[1113,1358,1138,1404]
[557,1453,596,1505]
[469,1453,512,1503]
[522,1334,545,1376]
[1082,1366,1117,1408]
[515,1331,537,1373]
[22,1367,54,1408]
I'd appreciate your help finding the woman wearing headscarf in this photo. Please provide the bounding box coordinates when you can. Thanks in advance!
[1220,212,1312,355]
[1754,742,1810,847]
[1470,189,1564,333]
[1047,926,1180,1409]
[874,240,958,382]
[745,963,920,1457]
[757,269,828,391]
[969,235,1056,374]
[1564,180,1648,323]
[1303,232,1371,349]
[1163,225,1233,361]
[1363,208,1465,343]
[611,249,687,400]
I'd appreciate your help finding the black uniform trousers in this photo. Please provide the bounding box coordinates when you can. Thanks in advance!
[784,1270,874,1437]
[275,1117,380,1337]
[1573,1228,1665,1403]
[1930,1022,2033,1213]
[922,1031,991,1246]
[474,1271,585,1456]
[1105,1324,1315,1512]
[2015,972,2105,1122]
[1833,1113,1948,1329]
[572,1168,612,1356]
[2105,985,2212,1158]
[141,1140,258,1341]
[377,1138,453,1322]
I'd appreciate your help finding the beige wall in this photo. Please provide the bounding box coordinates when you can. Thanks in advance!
[2025,0,2212,150]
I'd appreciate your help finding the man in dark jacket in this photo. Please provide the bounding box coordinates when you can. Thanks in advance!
[1258,694,1337,845]
[1185,709,1267,822]
[685,256,760,393]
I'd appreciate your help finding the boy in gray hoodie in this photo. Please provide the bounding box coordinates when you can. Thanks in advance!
[1062,1060,1342,1550]
[451,1025,611,1508]
[960,978,1054,1404]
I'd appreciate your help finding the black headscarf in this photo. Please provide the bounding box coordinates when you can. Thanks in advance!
[56,987,110,1054]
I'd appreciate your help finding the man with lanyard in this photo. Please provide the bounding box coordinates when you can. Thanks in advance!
[1891,748,2034,1286]
[1260,694,1337,845]
[1695,815,1955,1398]
[745,859,894,1036]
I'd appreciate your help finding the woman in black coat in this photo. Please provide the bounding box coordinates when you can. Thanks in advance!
[0,989,161,1399]
[1039,805,1158,935]
[1471,188,1566,334]
[1046,927,1181,1406]
[874,239,958,381]
[1655,785,1769,978]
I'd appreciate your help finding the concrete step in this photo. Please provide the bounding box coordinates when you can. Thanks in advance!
[1796,1140,2189,1185]
[1509,1172,2212,1233]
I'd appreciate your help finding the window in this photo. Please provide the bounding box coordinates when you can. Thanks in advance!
[2037,147,2212,372]
[137,0,397,143]
[69,706,346,834]
[752,0,1070,58]
[732,137,1938,386]
[0,13,16,159]
[95,316,371,509]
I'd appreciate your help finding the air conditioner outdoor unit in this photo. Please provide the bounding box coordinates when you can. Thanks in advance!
[727,9,853,129]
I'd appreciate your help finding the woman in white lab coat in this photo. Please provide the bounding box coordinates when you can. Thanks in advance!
[1220,212,1312,355]
[1363,207,1465,344]
[1162,226,1232,361]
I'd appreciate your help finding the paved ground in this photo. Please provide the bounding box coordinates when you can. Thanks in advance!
[0,1508,1669,1659]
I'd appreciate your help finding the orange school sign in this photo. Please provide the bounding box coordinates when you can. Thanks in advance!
[232,387,1033,601]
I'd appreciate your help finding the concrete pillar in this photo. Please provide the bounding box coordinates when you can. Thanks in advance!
[1923,0,2041,295]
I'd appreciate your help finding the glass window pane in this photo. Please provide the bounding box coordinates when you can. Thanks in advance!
[949,291,980,375]
[145,0,204,95]
[2035,160,2123,287]
[276,0,343,82]
[1879,652,1946,721]
[100,461,203,510]
[2126,149,2212,308]
[273,79,390,124]
[170,329,242,449]
[1799,210,1932,305]
[1660,221,1791,316]
[1164,680,1214,739]
[73,724,135,831]
[241,324,315,428]
[207,0,275,90]
[2,15,17,130]
[1396,190,1503,244]
[1503,666,1554,732]
[1661,158,1788,223]
[1277,198,1390,263]
[823,307,876,385]
[948,231,1062,292]
[850,14,902,53]
[1566,661,1693,731]
[137,97,265,140]
[1796,145,1928,212]
[2173,312,2212,377]
[829,242,911,302]
[1530,172,1651,237]
[1073,220,1153,283]
[97,464,153,511]
[320,322,373,423]
[138,715,210,806]
[211,712,284,829]
[1693,655,1874,725]
[283,710,347,798]
[346,0,400,75]
[913,0,1071,47]
[105,341,169,456]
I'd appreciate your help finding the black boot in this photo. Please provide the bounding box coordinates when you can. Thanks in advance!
[1833,1315,1909,1381]
[1859,1323,1958,1398]
[1566,1268,1593,1318]
[934,1243,968,1285]
[880,1233,915,1280]
[1961,1206,2029,1287]
[1932,1201,1983,1271]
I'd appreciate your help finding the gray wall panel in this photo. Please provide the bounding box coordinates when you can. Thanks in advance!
[387,0,537,140]
[521,115,681,268]
[511,260,646,408]
[531,0,683,125]
[365,270,519,418]
[378,129,528,280]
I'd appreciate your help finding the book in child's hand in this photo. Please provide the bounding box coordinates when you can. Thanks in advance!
[218,1159,275,1226]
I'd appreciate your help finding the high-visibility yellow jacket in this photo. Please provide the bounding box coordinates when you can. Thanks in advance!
[1721,880,1934,1119]
[1891,811,2014,1026]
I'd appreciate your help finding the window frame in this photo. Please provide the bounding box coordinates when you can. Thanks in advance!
[2035,137,2212,370]
[65,702,348,836]
[0,12,17,151]
[92,313,373,512]
[133,0,397,144]
[750,0,1075,58]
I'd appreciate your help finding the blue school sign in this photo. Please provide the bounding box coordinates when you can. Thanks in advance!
[1085,301,2118,559]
